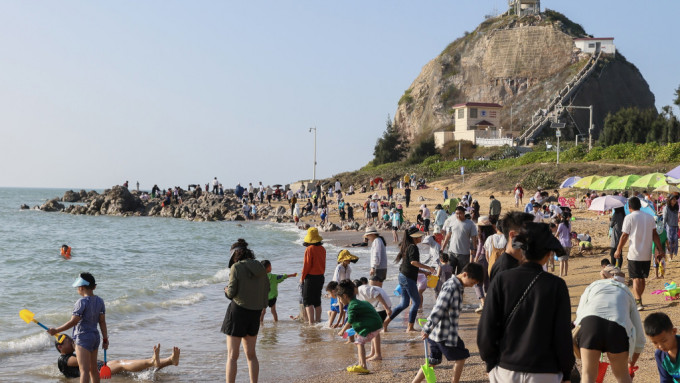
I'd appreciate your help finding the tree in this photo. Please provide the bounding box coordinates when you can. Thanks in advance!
[373,116,407,165]
[407,136,437,164]
[674,84,680,108]
[601,106,680,146]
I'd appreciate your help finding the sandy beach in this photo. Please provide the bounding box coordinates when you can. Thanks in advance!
[280,174,680,383]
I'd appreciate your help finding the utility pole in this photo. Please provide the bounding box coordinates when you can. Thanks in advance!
[551,122,565,165]
[309,127,317,181]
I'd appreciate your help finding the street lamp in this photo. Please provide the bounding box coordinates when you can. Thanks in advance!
[551,122,565,165]
[309,127,317,181]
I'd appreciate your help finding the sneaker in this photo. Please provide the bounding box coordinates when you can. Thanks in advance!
[347,365,370,374]
[475,305,484,313]
[636,300,644,311]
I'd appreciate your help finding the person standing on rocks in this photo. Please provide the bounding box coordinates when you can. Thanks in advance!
[212,177,219,194]
[248,183,254,203]
[614,197,662,311]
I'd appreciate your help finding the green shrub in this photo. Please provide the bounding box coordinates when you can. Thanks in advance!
[522,170,558,190]
[655,142,680,163]
[560,145,587,162]
[423,154,442,166]
[582,147,604,161]
[398,89,413,106]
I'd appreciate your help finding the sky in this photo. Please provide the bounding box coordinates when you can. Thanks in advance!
[1,1,678,189]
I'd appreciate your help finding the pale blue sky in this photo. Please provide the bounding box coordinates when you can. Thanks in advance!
[1,1,678,189]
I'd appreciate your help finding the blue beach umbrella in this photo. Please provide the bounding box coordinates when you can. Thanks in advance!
[624,200,657,219]
[560,176,582,188]
[665,164,680,180]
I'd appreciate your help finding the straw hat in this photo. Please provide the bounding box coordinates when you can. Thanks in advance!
[477,215,492,226]
[337,249,359,263]
[406,227,425,238]
[363,226,379,237]
[304,227,323,243]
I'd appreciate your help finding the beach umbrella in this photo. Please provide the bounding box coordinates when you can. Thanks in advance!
[605,175,640,190]
[589,176,620,191]
[572,175,601,189]
[630,173,666,189]
[624,199,657,218]
[373,177,384,184]
[665,164,680,180]
[442,198,460,213]
[653,184,680,193]
[666,177,680,185]
[588,195,627,211]
[560,176,582,188]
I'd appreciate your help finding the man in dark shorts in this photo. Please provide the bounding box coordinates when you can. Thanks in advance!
[55,335,180,378]
[614,197,662,311]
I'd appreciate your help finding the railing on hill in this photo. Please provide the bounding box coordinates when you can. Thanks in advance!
[516,51,602,145]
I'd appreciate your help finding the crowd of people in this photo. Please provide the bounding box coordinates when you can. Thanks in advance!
[57,177,678,383]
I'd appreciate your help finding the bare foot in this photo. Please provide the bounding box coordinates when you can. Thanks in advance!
[170,346,180,366]
[152,344,161,368]
[367,356,382,361]
[344,339,352,344]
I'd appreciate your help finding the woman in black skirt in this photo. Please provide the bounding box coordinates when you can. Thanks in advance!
[222,239,269,383]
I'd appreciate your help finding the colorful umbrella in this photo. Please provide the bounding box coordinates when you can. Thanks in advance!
[665,164,680,180]
[589,176,620,191]
[630,173,666,189]
[605,175,640,190]
[653,184,680,193]
[560,176,582,188]
[624,199,657,218]
[588,195,628,211]
[572,175,601,189]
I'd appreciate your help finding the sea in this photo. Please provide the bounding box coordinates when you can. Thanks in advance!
[0,187,481,382]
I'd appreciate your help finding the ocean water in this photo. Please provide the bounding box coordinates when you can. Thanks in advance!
[0,187,413,382]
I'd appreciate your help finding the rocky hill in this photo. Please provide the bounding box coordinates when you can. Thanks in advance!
[394,10,655,144]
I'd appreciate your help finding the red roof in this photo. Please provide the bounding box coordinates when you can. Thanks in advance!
[475,120,495,126]
[452,102,502,109]
[574,37,614,41]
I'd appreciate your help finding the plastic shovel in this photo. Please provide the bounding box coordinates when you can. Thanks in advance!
[19,309,65,344]
[595,354,609,383]
[100,349,111,379]
[342,328,356,339]
[417,319,436,383]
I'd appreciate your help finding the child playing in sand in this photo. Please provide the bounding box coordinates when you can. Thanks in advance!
[414,263,483,383]
[260,260,297,322]
[54,335,179,378]
[326,281,344,328]
[336,280,383,374]
[652,224,668,279]
[644,312,680,382]
[48,272,107,383]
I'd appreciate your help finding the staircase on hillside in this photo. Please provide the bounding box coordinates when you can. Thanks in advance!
[516,51,602,145]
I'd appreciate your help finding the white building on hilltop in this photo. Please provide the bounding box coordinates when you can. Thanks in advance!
[574,37,616,56]
[509,0,540,16]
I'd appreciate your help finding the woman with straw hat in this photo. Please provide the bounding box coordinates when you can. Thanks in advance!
[300,227,326,325]
[364,226,388,287]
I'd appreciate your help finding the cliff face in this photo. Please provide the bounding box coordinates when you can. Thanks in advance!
[394,12,655,143]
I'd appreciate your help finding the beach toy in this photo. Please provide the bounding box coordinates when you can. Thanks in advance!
[394,284,402,296]
[100,349,111,379]
[342,328,356,339]
[629,365,639,378]
[595,354,609,383]
[418,319,436,383]
[652,282,680,300]
[426,275,439,289]
[19,309,65,344]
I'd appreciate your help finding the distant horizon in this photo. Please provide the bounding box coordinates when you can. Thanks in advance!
[1,1,677,189]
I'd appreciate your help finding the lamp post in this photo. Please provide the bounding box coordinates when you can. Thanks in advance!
[551,122,565,165]
[562,105,593,151]
[309,127,317,181]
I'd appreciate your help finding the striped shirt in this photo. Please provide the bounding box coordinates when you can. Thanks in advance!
[422,276,463,347]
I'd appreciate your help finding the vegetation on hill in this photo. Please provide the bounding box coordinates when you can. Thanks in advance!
[600,106,680,146]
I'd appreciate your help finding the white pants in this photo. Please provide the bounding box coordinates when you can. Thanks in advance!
[489,366,563,383]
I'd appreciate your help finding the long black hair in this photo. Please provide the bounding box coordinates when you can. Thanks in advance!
[395,228,418,264]
[668,195,679,212]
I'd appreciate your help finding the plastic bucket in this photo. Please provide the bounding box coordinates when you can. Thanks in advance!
[426,275,439,289]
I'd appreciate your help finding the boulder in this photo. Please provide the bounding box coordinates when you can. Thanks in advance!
[41,198,65,212]
[62,190,80,202]
[20,204,29,210]
[101,186,139,214]
[276,206,287,216]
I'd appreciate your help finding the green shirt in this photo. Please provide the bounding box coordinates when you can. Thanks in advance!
[267,273,288,300]
[347,298,382,337]
[652,229,668,254]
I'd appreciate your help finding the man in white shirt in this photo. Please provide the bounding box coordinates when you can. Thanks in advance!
[441,206,478,274]
[369,199,379,223]
[334,179,342,194]
[421,204,431,233]
[530,203,544,223]
[548,204,563,220]
[614,197,662,311]
[212,177,219,194]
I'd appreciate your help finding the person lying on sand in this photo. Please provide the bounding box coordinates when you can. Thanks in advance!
[55,335,180,378]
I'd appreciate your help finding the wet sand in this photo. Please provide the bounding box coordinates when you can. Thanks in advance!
[280,176,680,383]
